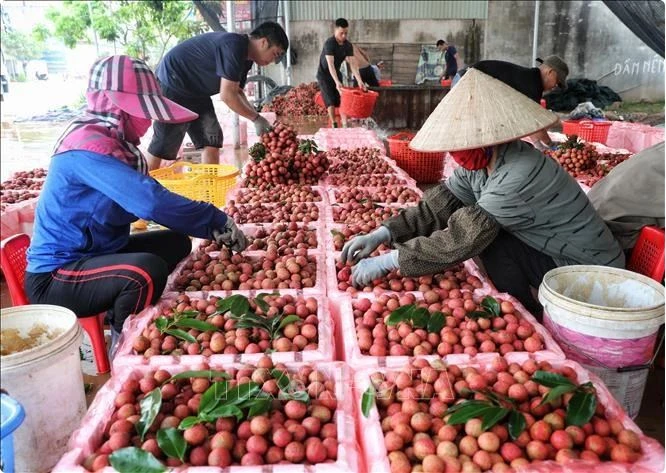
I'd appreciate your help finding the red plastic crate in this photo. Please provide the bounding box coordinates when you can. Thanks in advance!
[562,119,612,144]
[378,79,393,86]
[339,87,379,119]
[627,226,665,282]
[386,132,445,183]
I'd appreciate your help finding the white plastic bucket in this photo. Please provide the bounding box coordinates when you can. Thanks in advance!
[539,265,664,418]
[0,305,87,473]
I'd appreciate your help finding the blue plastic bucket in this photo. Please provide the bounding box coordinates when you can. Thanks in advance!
[1,394,25,473]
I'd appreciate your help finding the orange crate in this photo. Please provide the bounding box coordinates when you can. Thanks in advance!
[387,132,445,183]
[561,120,612,144]
[339,87,379,119]
[378,79,393,87]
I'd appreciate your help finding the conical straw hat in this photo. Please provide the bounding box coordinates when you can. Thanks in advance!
[410,68,559,152]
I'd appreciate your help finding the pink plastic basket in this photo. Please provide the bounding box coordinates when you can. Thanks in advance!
[353,353,665,473]
[226,185,327,206]
[113,292,334,369]
[164,250,327,297]
[329,291,565,369]
[324,172,416,188]
[54,362,360,473]
[223,201,325,225]
[239,223,327,254]
[325,251,492,299]
[326,186,422,206]
[312,128,387,154]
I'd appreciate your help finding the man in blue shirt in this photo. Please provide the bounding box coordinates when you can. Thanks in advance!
[26,56,248,356]
[146,22,288,170]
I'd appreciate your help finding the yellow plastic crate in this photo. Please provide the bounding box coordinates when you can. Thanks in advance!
[150,162,239,207]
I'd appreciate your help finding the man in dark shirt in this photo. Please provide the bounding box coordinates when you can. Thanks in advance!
[436,39,459,79]
[454,56,569,147]
[316,18,367,128]
[146,22,288,169]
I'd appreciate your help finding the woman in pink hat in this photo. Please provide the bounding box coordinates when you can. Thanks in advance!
[25,55,247,356]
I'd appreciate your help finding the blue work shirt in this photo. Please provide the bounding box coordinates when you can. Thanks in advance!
[27,151,228,273]
[156,32,253,99]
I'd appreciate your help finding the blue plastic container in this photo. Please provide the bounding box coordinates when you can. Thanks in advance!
[1,394,25,473]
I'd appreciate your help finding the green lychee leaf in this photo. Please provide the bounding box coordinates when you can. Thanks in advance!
[386,304,416,326]
[163,328,196,343]
[508,410,527,440]
[271,369,291,391]
[480,296,501,317]
[361,386,375,418]
[216,294,251,317]
[177,416,203,429]
[532,371,576,388]
[565,390,597,427]
[199,380,229,414]
[173,318,217,332]
[109,447,165,473]
[136,388,162,441]
[426,311,445,333]
[480,407,510,431]
[539,384,577,406]
[156,428,186,461]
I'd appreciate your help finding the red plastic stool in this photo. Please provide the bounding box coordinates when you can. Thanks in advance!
[0,233,110,373]
[627,226,665,282]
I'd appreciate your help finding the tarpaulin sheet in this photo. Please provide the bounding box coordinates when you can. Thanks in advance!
[603,0,665,58]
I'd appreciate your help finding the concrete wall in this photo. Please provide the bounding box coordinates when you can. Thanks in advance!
[484,0,664,102]
[262,19,484,86]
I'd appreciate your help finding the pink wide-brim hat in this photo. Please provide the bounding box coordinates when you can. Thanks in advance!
[88,55,198,124]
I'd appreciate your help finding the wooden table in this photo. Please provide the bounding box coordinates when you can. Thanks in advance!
[370,84,450,130]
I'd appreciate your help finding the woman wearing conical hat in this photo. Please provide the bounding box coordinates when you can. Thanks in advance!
[341,69,624,317]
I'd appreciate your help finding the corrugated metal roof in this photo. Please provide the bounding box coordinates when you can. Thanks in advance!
[289,1,488,21]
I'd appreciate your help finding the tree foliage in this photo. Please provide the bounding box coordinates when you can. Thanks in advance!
[45,1,208,64]
[46,0,91,49]
[2,29,46,62]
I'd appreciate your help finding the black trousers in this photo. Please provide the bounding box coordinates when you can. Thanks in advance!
[479,230,557,318]
[316,72,343,108]
[356,66,379,87]
[25,231,191,332]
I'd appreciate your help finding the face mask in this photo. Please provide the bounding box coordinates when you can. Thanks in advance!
[449,147,493,170]
[124,114,152,144]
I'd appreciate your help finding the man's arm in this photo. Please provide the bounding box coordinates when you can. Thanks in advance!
[219,78,260,120]
[346,55,367,90]
[382,183,465,244]
[326,55,343,92]
[236,84,255,111]
[531,129,553,147]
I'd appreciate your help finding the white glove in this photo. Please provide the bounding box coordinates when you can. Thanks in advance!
[214,218,248,253]
[340,226,391,264]
[253,115,272,136]
[352,251,400,288]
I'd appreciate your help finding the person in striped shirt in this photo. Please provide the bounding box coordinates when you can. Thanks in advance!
[342,69,623,317]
